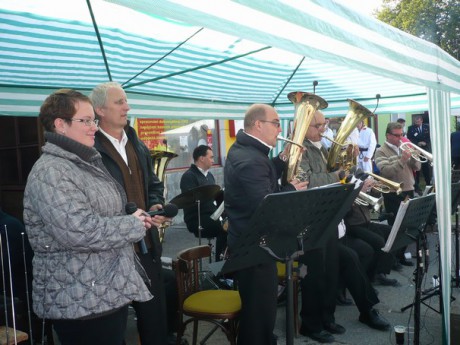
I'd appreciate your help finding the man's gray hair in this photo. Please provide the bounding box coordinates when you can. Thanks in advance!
[89,81,123,109]
[386,122,403,134]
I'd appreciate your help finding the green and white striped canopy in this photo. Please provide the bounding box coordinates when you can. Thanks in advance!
[1,2,459,342]
[1,0,459,119]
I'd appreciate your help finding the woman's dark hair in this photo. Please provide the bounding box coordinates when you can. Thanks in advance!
[39,89,91,132]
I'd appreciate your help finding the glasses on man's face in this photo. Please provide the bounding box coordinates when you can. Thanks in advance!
[260,120,281,128]
[309,123,326,130]
[389,132,403,138]
[70,118,99,127]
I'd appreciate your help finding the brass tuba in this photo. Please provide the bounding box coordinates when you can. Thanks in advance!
[150,150,178,242]
[282,91,328,185]
[326,99,374,172]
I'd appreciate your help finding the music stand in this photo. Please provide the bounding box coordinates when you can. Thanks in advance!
[222,183,358,345]
[382,194,435,345]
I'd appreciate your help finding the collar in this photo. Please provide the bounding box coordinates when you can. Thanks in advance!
[98,127,128,147]
[385,141,400,154]
[196,164,209,177]
[244,131,273,150]
[309,139,323,150]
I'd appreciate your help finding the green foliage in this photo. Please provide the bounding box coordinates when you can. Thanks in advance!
[376,0,460,59]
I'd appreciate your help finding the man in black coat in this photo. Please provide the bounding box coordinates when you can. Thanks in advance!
[91,82,179,345]
[407,115,432,191]
[224,104,307,345]
[180,145,227,261]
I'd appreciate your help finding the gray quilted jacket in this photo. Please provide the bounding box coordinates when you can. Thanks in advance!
[23,133,152,319]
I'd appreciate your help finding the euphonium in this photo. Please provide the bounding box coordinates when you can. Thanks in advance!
[326,99,374,172]
[150,150,178,242]
[399,141,433,165]
[282,91,328,185]
[366,171,403,194]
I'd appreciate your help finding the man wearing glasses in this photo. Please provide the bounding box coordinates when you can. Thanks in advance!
[374,122,421,226]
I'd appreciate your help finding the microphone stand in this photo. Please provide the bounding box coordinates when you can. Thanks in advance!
[22,233,33,345]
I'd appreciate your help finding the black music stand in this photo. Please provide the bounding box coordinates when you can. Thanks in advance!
[384,194,436,345]
[222,183,358,345]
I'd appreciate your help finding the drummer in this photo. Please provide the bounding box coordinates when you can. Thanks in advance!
[180,145,227,261]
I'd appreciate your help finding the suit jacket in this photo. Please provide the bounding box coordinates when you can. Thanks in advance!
[407,123,431,152]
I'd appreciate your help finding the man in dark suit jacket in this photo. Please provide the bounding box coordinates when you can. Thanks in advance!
[407,115,431,191]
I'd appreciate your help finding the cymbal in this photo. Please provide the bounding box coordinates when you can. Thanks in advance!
[170,184,221,209]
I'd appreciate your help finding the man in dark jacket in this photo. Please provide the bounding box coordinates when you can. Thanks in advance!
[180,145,227,261]
[407,115,431,191]
[91,82,178,345]
[224,104,307,345]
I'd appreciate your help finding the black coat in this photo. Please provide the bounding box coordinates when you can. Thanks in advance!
[180,164,218,226]
[224,130,295,248]
[407,123,431,152]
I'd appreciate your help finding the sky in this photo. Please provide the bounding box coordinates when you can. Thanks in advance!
[343,0,384,16]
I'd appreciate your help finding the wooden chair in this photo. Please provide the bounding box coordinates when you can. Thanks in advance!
[174,245,241,345]
[276,261,300,336]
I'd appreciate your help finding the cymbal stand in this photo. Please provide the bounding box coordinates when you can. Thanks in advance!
[2,225,18,344]
[21,232,33,344]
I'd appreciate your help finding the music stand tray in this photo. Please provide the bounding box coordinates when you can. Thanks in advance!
[221,183,359,345]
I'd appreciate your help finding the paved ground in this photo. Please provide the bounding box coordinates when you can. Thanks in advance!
[123,223,460,345]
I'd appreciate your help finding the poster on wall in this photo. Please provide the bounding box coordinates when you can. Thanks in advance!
[136,118,190,150]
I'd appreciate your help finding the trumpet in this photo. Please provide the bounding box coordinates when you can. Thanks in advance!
[355,192,384,212]
[399,141,433,165]
[366,171,403,194]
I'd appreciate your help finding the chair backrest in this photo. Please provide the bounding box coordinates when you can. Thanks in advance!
[174,245,212,305]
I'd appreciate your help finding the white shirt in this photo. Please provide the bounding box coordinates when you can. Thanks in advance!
[99,127,129,165]
[358,126,377,159]
[321,127,334,149]
[347,128,359,145]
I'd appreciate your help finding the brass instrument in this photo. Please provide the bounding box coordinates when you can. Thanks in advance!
[355,192,384,212]
[366,171,403,194]
[282,91,328,185]
[326,99,374,172]
[399,141,433,165]
[150,150,178,242]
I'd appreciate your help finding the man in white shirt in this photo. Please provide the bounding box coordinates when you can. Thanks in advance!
[357,121,377,173]
[320,119,334,150]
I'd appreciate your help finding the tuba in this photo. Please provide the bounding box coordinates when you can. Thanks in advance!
[282,91,328,185]
[326,99,374,172]
[150,150,178,242]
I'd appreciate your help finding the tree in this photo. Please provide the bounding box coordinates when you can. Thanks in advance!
[376,0,460,59]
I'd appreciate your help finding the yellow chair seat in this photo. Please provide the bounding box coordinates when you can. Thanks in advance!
[276,261,299,278]
[184,290,241,314]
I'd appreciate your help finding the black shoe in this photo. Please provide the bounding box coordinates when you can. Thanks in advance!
[299,327,335,343]
[400,258,414,267]
[167,333,189,345]
[324,322,346,334]
[359,309,390,331]
[375,273,400,287]
[392,262,403,272]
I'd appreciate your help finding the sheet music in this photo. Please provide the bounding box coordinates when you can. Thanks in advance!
[382,199,410,252]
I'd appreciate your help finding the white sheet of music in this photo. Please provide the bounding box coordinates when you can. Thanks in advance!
[382,199,410,252]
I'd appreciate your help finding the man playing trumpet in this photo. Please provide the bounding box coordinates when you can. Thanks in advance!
[374,122,421,266]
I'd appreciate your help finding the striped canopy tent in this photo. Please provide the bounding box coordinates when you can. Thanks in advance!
[1,1,460,342]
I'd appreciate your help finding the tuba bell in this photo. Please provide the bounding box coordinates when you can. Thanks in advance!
[282,91,328,185]
[326,99,374,172]
[150,150,178,242]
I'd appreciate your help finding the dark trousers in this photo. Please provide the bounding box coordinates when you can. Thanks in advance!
[187,217,227,261]
[347,223,395,276]
[415,162,432,189]
[53,306,128,345]
[132,250,168,345]
[338,243,379,314]
[235,262,277,345]
[299,236,339,332]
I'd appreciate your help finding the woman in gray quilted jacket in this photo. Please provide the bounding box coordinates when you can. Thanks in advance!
[23,89,153,345]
